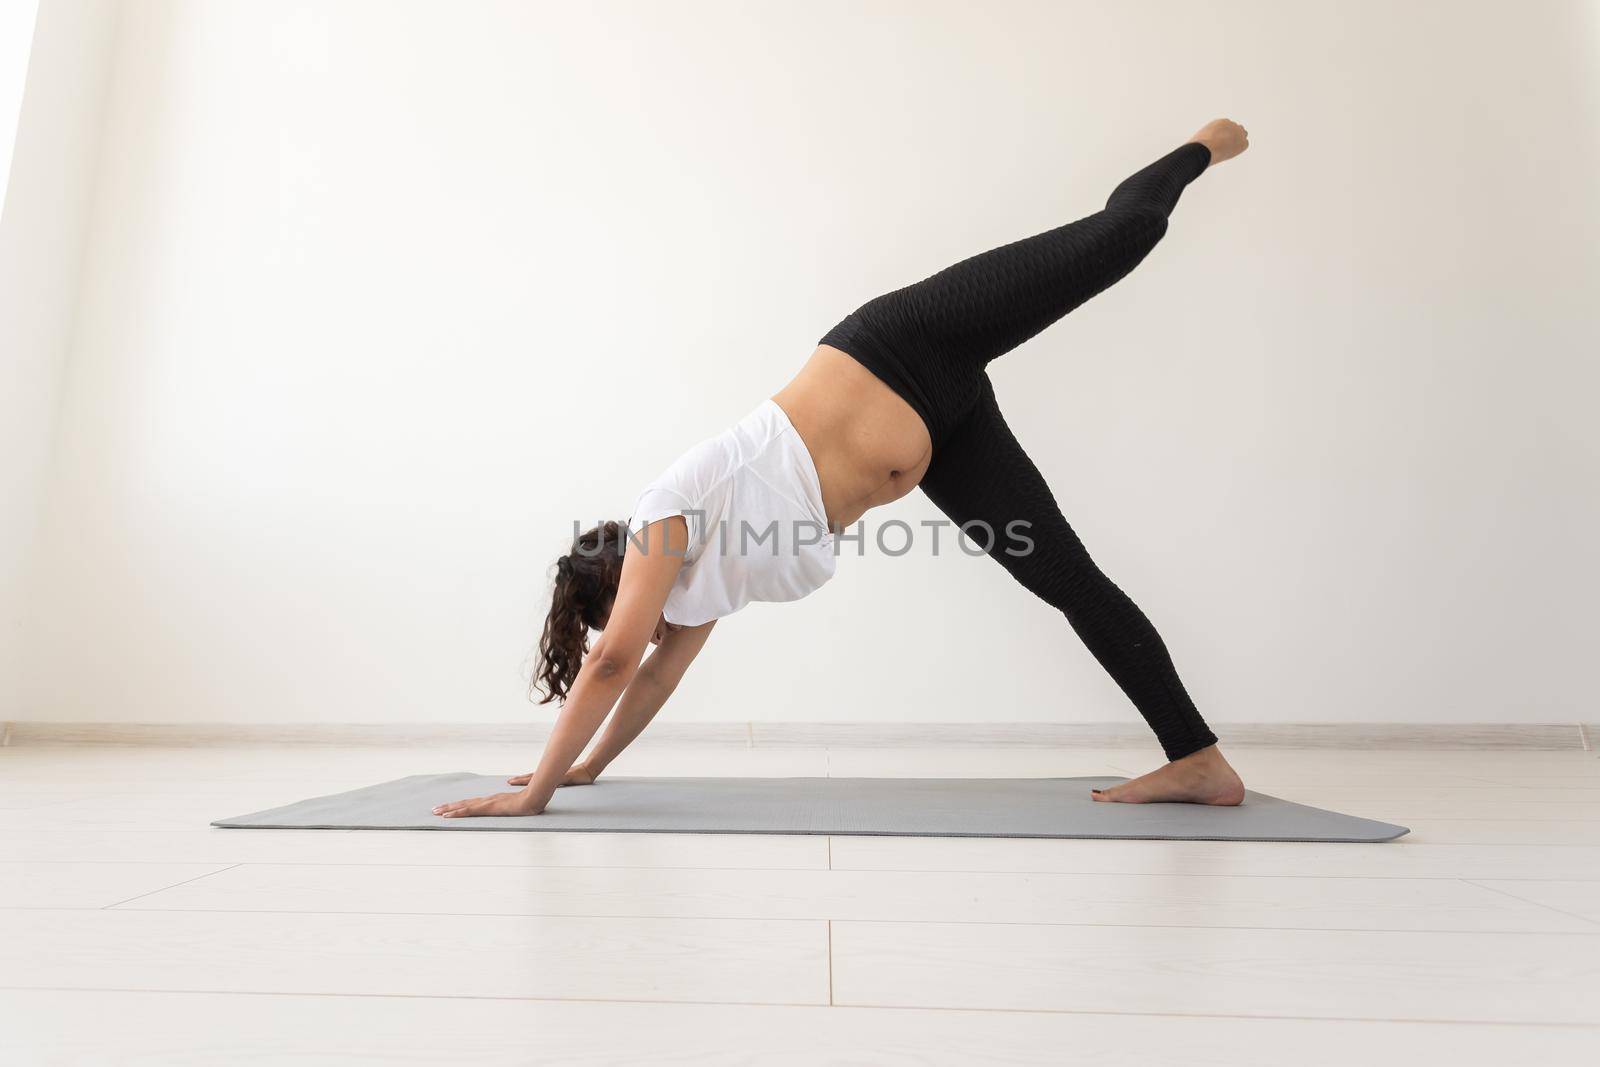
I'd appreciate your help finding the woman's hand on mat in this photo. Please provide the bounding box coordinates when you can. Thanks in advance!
[506,763,595,788]
[561,763,597,786]
[432,790,545,819]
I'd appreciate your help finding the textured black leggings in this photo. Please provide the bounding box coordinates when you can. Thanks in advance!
[819,142,1217,760]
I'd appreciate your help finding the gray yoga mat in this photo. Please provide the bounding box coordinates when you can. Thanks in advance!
[212,773,1408,842]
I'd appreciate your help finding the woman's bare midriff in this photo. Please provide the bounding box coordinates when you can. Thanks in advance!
[771,345,933,529]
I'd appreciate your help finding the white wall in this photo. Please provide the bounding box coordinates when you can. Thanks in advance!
[0,1,41,198]
[0,0,116,719]
[14,0,1600,726]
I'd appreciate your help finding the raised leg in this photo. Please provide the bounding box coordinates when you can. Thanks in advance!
[824,141,1213,378]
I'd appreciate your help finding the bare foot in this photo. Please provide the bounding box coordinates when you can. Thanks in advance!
[1091,745,1245,805]
[1187,118,1249,167]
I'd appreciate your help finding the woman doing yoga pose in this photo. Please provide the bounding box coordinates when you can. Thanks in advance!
[435,119,1251,819]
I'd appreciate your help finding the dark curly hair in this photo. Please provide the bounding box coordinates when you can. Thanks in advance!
[532,520,628,704]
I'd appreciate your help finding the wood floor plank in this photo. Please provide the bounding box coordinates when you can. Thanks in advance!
[827,836,1600,881]
[0,909,827,1005]
[1473,880,1600,924]
[1459,775,1600,789]
[0,827,828,869]
[1,989,1595,1067]
[1397,820,1600,845]
[0,861,233,909]
[1279,791,1600,820]
[114,862,1596,933]
[0,744,831,784]
[822,747,1152,778]
[831,921,1600,1023]
[0,792,357,832]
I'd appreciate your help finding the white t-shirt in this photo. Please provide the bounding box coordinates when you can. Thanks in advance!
[630,399,836,626]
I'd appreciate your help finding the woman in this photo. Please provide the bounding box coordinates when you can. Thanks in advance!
[435,119,1251,819]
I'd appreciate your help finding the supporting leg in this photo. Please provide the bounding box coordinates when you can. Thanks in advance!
[919,377,1239,804]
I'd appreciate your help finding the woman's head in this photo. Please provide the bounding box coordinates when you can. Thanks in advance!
[533,520,627,703]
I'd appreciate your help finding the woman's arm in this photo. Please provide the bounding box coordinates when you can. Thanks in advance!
[505,622,715,787]
[433,516,688,818]
[574,619,715,779]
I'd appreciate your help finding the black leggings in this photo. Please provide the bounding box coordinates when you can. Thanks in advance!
[819,142,1218,761]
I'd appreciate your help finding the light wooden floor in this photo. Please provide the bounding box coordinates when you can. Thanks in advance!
[2,742,1598,1065]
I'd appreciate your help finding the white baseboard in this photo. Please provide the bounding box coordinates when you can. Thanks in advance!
[0,720,1590,750]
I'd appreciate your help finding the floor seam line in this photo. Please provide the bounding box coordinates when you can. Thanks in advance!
[98,863,244,910]
[0,984,1595,1028]
[40,906,1600,935]
[1461,877,1600,930]
[826,919,834,1006]
[19,857,1597,882]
